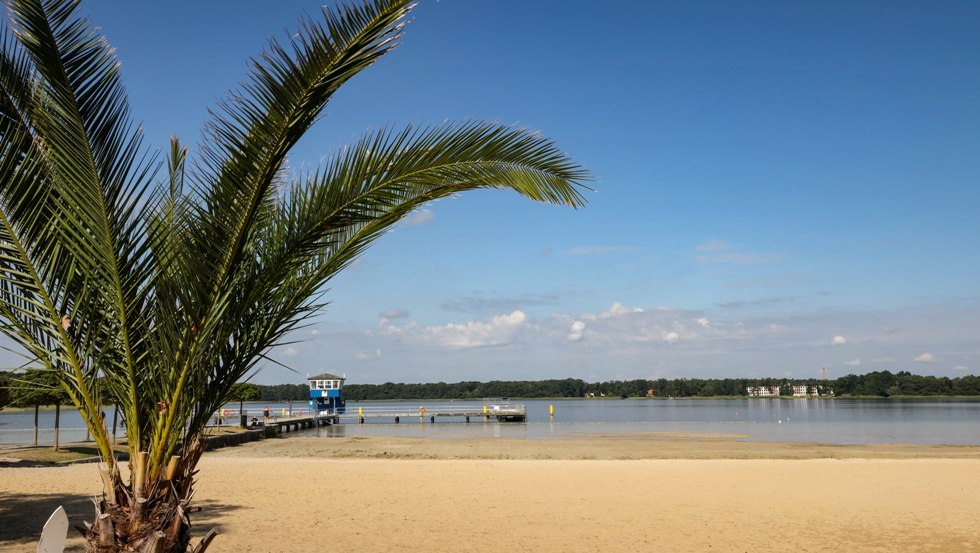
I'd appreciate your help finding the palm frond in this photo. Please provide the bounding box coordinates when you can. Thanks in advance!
[188,0,414,292]
[0,0,156,462]
[288,121,589,274]
[139,0,419,470]
[152,122,590,452]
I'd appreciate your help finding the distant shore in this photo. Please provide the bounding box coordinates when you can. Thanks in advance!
[3,435,980,552]
[3,393,980,417]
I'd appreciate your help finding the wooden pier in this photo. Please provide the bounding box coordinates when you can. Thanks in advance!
[225,403,527,436]
[338,404,527,424]
[273,415,323,433]
[235,415,326,438]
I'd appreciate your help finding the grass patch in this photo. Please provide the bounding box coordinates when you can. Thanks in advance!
[1,442,129,463]
[0,426,251,464]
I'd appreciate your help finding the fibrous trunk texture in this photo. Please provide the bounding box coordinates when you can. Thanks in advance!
[77,440,215,552]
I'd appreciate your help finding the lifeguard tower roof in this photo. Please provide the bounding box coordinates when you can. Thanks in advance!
[308,372,344,382]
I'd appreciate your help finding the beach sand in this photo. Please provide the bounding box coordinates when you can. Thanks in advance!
[2,436,979,552]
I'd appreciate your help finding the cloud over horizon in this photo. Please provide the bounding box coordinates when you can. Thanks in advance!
[62,297,975,386]
[383,310,528,350]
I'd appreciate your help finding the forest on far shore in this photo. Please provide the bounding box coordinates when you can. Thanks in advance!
[3,370,977,406]
[158,370,980,403]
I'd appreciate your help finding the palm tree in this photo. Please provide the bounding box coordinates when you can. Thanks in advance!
[0,0,588,550]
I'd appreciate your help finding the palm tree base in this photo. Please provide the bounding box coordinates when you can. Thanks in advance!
[78,443,214,552]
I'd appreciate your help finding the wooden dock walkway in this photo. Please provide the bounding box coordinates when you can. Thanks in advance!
[225,403,528,436]
[338,404,527,424]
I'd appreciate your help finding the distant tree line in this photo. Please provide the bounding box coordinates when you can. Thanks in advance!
[832,370,980,397]
[4,371,979,410]
[254,383,310,402]
[337,370,980,400]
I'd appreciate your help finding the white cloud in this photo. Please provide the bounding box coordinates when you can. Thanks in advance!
[284,346,299,357]
[379,309,410,327]
[406,210,434,225]
[953,365,969,372]
[567,320,586,342]
[913,352,937,363]
[591,302,644,319]
[310,329,320,336]
[384,310,527,349]
[254,298,980,385]
[830,335,848,346]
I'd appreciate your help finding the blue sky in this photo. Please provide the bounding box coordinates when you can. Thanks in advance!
[14,1,980,384]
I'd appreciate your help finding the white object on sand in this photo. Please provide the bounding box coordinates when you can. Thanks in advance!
[37,505,68,553]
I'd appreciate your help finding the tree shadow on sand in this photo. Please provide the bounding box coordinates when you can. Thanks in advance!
[0,491,92,544]
[0,492,241,549]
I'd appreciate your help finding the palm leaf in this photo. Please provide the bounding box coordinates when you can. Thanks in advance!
[0,0,156,461]
[142,0,420,470]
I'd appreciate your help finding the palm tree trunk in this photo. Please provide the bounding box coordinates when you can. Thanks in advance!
[80,439,215,552]
[33,404,38,446]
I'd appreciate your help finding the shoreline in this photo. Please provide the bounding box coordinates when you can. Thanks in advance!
[208,433,980,460]
[4,431,980,465]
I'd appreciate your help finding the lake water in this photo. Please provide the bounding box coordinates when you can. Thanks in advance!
[3,398,978,446]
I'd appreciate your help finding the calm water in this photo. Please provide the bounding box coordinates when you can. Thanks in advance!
[2,398,978,446]
[301,398,980,445]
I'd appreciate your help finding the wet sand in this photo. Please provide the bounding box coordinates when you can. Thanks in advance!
[2,436,979,552]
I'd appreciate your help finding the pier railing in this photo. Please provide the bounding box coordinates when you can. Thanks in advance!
[337,403,527,423]
[211,403,528,427]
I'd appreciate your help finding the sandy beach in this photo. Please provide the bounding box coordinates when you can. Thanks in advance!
[3,436,980,552]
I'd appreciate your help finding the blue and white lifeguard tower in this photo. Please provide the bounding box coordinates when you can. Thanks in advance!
[308,372,346,422]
